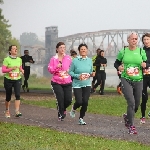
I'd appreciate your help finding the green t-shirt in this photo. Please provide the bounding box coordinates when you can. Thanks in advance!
[117,47,147,81]
[3,56,22,80]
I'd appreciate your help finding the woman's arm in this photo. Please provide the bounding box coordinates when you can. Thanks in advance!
[47,58,61,74]
[114,59,122,70]
[2,65,13,73]
[69,61,80,79]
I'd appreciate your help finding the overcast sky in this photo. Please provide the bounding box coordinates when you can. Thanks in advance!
[1,0,150,39]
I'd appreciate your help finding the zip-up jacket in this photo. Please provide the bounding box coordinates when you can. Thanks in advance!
[48,54,72,84]
[143,46,150,78]
[94,55,107,73]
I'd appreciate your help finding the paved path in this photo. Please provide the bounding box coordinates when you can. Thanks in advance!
[0,99,150,146]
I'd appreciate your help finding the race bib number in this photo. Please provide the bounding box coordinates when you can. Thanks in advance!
[9,72,19,79]
[58,71,69,79]
[100,66,104,70]
[81,73,90,80]
[126,67,139,76]
[143,67,150,75]
[25,62,30,66]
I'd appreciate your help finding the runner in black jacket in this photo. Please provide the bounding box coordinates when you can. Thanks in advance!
[140,33,150,124]
[20,50,35,92]
[91,50,107,95]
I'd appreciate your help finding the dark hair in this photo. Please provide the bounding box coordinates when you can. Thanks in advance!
[8,45,17,55]
[78,43,88,51]
[96,48,101,52]
[70,49,74,54]
[56,42,65,49]
[142,33,150,44]
[99,50,104,56]
[24,50,29,53]
[71,51,77,56]
[56,42,65,53]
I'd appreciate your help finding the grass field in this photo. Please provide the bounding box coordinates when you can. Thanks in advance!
[1,122,150,150]
[0,74,51,89]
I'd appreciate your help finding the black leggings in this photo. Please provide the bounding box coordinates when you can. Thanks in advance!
[23,69,30,88]
[4,77,22,101]
[51,81,72,117]
[94,72,106,91]
[73,86,91,119]
[141,77,150,117]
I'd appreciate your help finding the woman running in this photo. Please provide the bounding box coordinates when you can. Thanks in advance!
[48,42,72,121]
[2,45,24,118]
[114,32,147,134]
[69,43,95,125]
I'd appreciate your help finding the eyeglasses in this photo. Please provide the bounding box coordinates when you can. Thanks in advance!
[132,38,138,40]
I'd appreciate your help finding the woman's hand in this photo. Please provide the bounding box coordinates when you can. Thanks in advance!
[57,62,62,68]
[118,65,124,72]
[141,62,146,68]
[90,72,95,77]
[12,66,18,70]
[20,69,24,74]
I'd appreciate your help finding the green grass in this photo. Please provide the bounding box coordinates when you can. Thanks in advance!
[0,122,149,150]
[22,95,150,119]
[0,74,51,89]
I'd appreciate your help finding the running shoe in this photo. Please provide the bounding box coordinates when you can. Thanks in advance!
[100,91,104,95]
[123,113,130,128]
[15,111,22,117]
[79,118,86,125]
[4,111,10,118]
[140,117,145,124]
[58,117,64,121]
[128,126,137,134]
[64,111,67,118]
[27,88,29,92]
[70,106,75,118]
[91,88,96,93]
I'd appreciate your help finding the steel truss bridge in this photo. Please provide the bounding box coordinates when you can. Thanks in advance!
[58,29,150,56]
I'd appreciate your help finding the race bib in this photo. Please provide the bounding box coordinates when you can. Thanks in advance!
[9,72,19,79]
[81,73,90,80]
[25,62,30,66]
[58,71,69,79]
[100,66,104,70]
[143,67,150,75]
[126,67,139,76]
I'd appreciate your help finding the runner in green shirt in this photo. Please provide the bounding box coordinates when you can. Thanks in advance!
[2,45,24,118]
[114,32,147,134]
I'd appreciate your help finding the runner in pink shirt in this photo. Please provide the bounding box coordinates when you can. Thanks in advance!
[48,42,72,121]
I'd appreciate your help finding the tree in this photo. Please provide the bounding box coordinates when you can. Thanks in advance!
[20,32,39,46]
[0,0,3,4]
[0,1,20,64]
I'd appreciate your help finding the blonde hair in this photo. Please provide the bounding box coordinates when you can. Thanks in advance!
[127,32,138,39]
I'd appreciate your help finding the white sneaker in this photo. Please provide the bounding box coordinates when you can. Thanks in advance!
[70,106,75,118]
[140,117,145,124]
[79,118,86,125]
